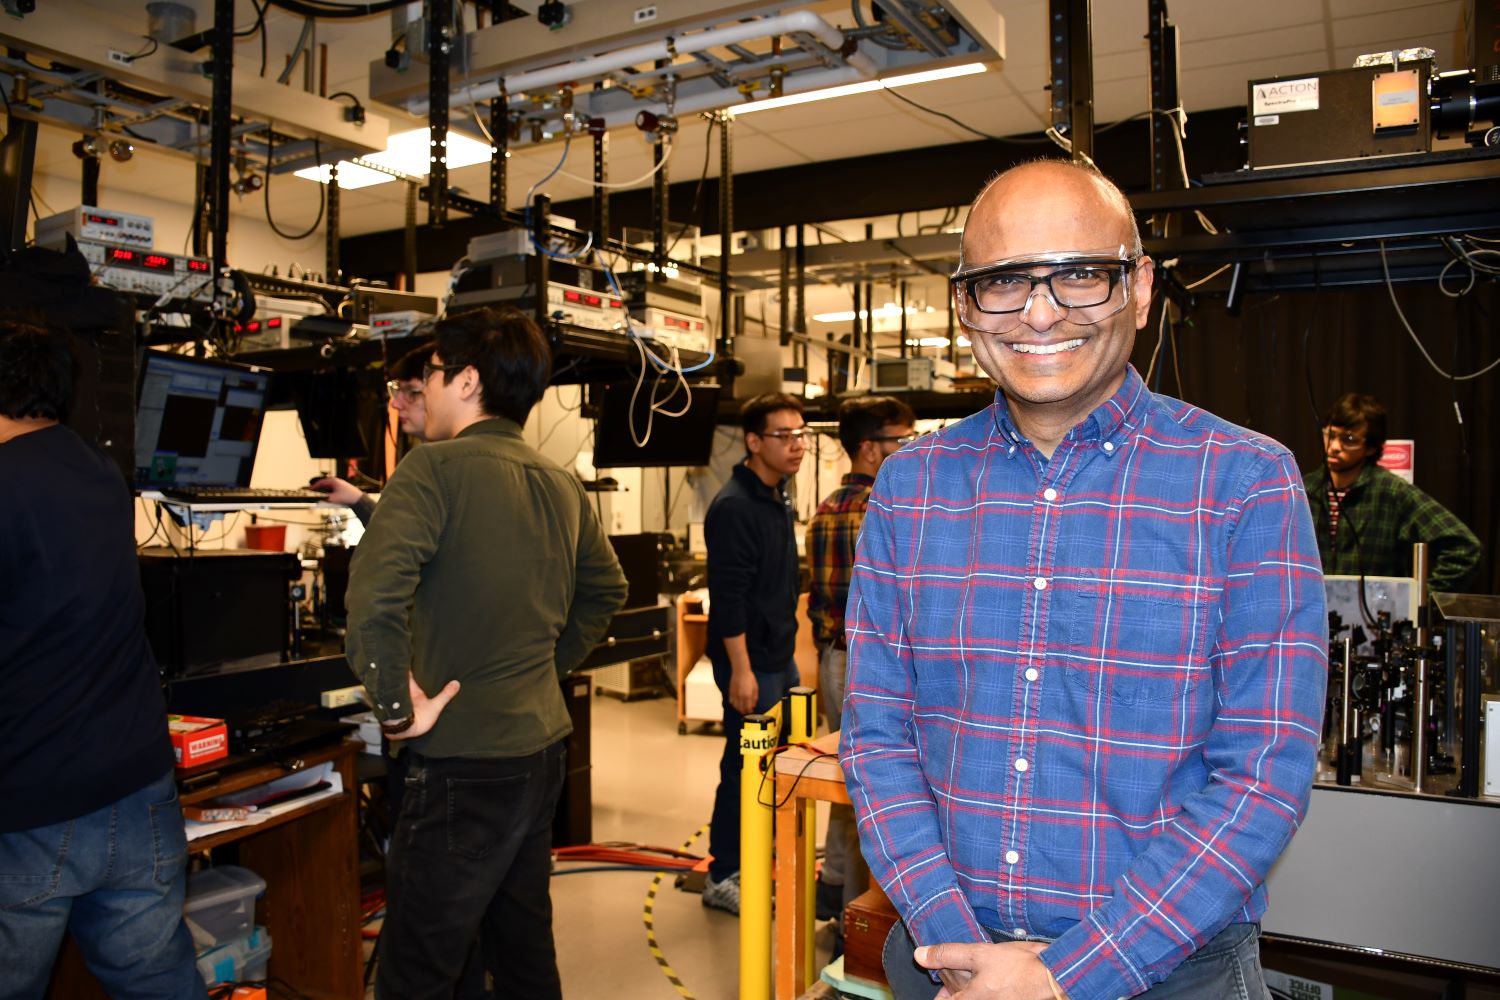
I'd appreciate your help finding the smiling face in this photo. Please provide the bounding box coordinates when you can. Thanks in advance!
[958,163,1154,440]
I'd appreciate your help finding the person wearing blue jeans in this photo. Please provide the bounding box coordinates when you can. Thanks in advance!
[0,320,202,999]
[702,393,807,915]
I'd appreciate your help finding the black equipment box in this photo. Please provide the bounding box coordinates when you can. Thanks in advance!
[139,548,300,677]
[1248,62,1430,170]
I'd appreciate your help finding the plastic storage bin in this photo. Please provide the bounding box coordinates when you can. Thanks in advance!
[184,866,266,948]
[196,925,272,987]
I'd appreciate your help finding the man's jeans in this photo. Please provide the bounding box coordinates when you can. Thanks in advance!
[0,769,204,1000]
[377,741,567,1000]
[883,919,1271,1000]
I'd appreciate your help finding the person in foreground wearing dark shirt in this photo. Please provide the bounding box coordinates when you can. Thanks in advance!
[1303,392,1480,592]
[701,392,807,915]
[0,320,204,998]
[346,307,627,998]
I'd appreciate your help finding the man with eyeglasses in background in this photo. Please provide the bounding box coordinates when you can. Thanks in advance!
[701,392,807,915]
[805,394,916,938]
[309,339,434,524]
[1304,392,1479,591]
[841,159,1326,999]
[346,307,627,998]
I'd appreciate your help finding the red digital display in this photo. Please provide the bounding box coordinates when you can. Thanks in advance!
[583,294,601,307]
[244,320,262,333]
[563,289,582,303]
[608,299,622,309]
[268,317,282,328]
[186,259,210,273]
[142,253,173,272]
[107,247,137,265]
[87,213,117,226]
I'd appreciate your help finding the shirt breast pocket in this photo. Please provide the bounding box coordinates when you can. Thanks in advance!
[1062,588,1214,709]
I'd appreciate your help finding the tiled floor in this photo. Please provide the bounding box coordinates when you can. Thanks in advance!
[365,690,837,999]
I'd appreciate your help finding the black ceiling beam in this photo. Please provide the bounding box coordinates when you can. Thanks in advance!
[339,109,1245,283]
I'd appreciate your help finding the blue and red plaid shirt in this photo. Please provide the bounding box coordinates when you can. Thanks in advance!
[840,366,1326,1000]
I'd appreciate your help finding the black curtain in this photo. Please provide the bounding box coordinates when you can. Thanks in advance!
[1131,277,1499,594]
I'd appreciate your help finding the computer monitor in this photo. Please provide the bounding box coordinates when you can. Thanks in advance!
[592,381,720,469]
[133,351,272,491]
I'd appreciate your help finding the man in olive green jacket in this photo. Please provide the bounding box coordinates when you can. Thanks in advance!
[346,306,627,1000]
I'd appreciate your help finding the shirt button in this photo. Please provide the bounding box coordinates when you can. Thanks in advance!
[1013,927,1027,938]
[1005,850,1020,865]
[1015,757,1029,772]
[1103,441,1115,452]
[392,701,402,710]
[1024,667,1039,682]
[1033,577,1047,590]
[1043,487,1057,501]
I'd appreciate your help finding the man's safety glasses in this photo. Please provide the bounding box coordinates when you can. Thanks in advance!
[951,249,1139,334]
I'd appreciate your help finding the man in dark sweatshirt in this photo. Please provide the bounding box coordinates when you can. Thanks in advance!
[0,320,203,997]
[701,392,807,915]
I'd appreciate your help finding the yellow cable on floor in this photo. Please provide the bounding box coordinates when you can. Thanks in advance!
[643,823,709,1000]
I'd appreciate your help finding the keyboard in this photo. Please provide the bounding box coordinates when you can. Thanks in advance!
[157,485,330,505]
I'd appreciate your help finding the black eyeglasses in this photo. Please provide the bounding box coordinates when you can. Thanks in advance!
[952,259,1136,333]
[867,433,918,445]
[422,361,467,382]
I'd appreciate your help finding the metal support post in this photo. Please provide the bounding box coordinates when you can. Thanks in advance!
[209,0,235,273]
[717,113,733,362]
[1410,542,1431,792]
[1146,0,1182,197]
[1335,637,1355,786]
[739,711,778,1000]
[81,155,100,209]
[0,113,37,252]
[192,162,210,257]
[788,687,818,985]
[403,181,418,291]
[325,164,340,283]
[1457,622,1482,797]
[490,91,507,209]
[778,225,791,345]
[1048,0,1095,164]
[531,194,552,330]
[899,280,909,357]
[425,0,451,227]
[794,224,807,367]
[593,110,610,250]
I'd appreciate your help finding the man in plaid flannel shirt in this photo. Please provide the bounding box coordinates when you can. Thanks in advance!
[840,160,1327,1000]
[807,394,916,924]
[1303,392,1479,592]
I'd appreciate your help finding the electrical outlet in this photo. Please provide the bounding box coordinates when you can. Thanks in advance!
[321,685,368,709]
[107,49,134,67]
[633,5,658,25]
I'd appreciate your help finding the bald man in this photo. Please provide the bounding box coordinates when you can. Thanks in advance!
[840,160,1326,1000]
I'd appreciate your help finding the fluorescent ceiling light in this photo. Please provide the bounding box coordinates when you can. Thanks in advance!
[295,128,494,188]
[731,62,986,116]
[293,161,397,190]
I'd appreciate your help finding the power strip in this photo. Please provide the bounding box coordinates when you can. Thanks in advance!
[320,685,368,709]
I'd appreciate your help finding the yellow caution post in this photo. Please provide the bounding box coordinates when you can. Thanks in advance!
[739,709,779,999]
[788,686,818,984]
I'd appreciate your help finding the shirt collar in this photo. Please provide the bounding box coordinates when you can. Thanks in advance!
[990,364,1147,460]
[455,417,524,440]
[841,472,876,487]
[732,460,787,500]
